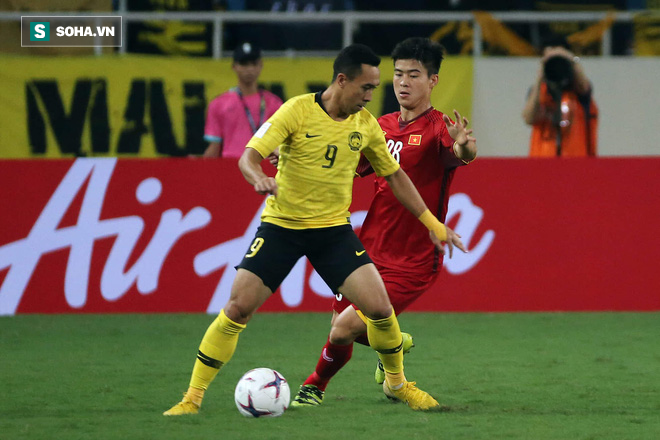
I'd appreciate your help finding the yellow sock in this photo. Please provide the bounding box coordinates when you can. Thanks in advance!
[188,309,246,399]
[366,310,405,387]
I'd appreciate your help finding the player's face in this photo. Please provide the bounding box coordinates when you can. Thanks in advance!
[340,64,380,114]
[393,59,438,110]
[233,59,263,86]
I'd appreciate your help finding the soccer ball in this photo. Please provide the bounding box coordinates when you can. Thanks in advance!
[234,368,290,418]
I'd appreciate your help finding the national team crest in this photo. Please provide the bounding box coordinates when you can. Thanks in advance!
[348,132,362,151]
[408,134,422,146]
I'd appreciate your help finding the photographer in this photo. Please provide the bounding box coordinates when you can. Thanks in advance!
[522,37,598,157]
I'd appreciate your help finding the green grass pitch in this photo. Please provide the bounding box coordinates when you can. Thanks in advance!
[1,312,658,440]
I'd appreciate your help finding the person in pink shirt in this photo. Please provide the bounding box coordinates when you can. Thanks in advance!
[203,42,283,158]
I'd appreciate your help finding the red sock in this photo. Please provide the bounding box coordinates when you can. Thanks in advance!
[302,337,353,391]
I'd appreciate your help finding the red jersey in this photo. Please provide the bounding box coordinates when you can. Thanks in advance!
[358,108,468,275]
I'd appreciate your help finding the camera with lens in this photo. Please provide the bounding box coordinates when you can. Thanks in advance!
[543,55,574,91]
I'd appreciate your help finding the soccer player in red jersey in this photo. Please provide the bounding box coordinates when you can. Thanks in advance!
[292,37,477,407]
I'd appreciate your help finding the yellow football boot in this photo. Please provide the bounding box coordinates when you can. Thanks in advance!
[163,394,200,416]
[383,381,440,411]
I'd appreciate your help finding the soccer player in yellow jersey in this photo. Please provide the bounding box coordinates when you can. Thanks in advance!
[164,44,465,416]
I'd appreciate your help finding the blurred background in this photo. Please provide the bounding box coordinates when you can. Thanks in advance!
[1,0,658,158]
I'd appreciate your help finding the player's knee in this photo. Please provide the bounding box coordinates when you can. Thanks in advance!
[225,270,271,323]
[329,325,354,345]
[223,300,255,324]
[362,303,393,321]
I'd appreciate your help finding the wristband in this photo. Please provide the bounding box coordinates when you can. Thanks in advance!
[453,141,476,165]
[452,141,461,155]
[418,209,447,242]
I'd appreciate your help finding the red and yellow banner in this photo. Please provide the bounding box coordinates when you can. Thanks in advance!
[1,157,658,315]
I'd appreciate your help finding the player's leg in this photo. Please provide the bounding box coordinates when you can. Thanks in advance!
[374,332,414,384]
[164,270,271,416]
[164,223,302,415]
[327,270,420,385]
[193,272,272,393]
[291,289,358,407]
[292,306,367,407]
[330,291,414,384]
[333,293,370,347]
[338,264,406,383]
[292,226,380,407]
[328,305,369,344]
[333,290,413,354]
[373,269,436,383]
[306,225,439,410]
[340,264,440,410]
[306,227,405,391]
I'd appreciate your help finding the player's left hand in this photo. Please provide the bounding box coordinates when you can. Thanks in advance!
[443,109,474,147]
[429,225,466,259]
[267,148,280,167]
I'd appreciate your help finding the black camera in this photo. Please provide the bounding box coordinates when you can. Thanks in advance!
[543,55,574,90]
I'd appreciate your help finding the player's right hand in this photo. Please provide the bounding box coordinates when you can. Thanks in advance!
[254,177,278,196]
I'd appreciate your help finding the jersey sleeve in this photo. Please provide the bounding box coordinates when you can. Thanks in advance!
[361,116,400,177]
[245,96,303,158]
[204,98,223,143]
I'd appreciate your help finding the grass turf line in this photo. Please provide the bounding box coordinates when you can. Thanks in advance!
[0,312,658,440]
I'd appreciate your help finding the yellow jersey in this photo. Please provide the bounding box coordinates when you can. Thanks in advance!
[246,92,400,229]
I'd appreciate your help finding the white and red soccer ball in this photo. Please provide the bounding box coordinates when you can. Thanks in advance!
[234,368,290,418]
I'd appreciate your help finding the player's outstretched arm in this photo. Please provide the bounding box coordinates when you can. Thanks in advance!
[238,147,278,195]
[383,168,466,257]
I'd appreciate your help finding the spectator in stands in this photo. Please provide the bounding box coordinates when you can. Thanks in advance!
[203,42,282,158]
[522,36,598,157]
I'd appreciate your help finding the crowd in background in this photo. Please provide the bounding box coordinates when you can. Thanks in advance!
[114,0,657,56]
[1,1,657,57]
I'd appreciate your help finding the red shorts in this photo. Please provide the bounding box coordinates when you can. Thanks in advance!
[332,263,438,315]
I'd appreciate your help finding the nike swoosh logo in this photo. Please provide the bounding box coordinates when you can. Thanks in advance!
[322,348,334,362]
[306,133,321,138]
[355,250,366,256]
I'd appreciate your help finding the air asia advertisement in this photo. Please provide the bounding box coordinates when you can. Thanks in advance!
[0,158,658,315]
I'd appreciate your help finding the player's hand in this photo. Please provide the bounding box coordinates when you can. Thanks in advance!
[443,109,474,147]
[254,177,278,196]
[429,226,466,259]
[267,148,280,167]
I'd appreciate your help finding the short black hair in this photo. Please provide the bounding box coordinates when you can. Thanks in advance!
[391,37,445,76]
[332,44,381,82]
